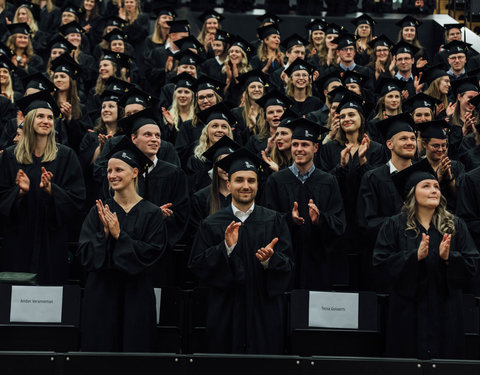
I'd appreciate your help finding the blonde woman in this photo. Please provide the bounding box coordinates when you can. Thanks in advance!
[6,23,44,74]
[0,90,85,284]
[116,0,148,61]
[143,5,175,58]
[188,103,234,193]
[351,14,375,66]
[375,159,478,359]
[31,0,61,33]
[0,55,17,102]
[250,24,283,75]
[305,18,327,59]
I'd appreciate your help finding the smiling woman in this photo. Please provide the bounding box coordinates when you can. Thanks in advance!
[0,91,85,284]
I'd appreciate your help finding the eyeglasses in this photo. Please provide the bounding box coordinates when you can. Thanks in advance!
[197,93,215,101]
[429,143,448,150]
[341,47,355,52]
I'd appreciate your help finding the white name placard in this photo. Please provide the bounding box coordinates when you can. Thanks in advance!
[10,286,63,323]
[154,288,162,325]
[308,291,359,329]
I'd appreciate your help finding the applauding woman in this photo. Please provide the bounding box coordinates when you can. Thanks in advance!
[374,159,479,359]
[78,138,167,352]
[0,91,85,284]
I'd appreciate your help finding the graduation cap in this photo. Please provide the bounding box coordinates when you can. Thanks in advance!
[197,9,224,24]
[0,54,16,73]
[351,14,376,28]
[62,1,84,18]
[284,58,315,77]
[332,33,357,50]
[257,23,280,40]
[196,102,237,126]
[229,35,254,58]
[105,76,132,93]
[278,108,300,128]
[451,76,479,96]
[193,75,225,94]
[215,29,231,43]
[16,2,41,22]
[285,117,328,142]
[175,35,204,53]
[48,36,75,53]
[335,91,373,116]
[257,12,282,25]
[118,86,158,109]
[368,34,393,50]
[103,15,126,29]
[21,72,56,93]
[325,23,343,35]
[150,4,177,19]
[280,34,307,51]
[419,64,448,85]
[100,49,120,64]
[106,135,153,174]
[375,76,407,97]
[7,22,30,35]
[404,93,441,112]
[391,41,419,56]
[256,89,292,110]
[216,147,268,176]
[467,67,480,81]
[118,107,159,135]
[396,15,422,29]
[417,120,449,139]
[315,69,342,91]
[392,158,437,201]
[443,23,464,32]
[170,71,196,89]
[0,41,14,59]
[16,90,60,117]
[174,49,203,66]
[103,29,127,43]
[376,112,415,141]
[327,85,348,103]
[58,21,84,35]
[166,20,190,34]
[443,40,471,56]
[468,93,480,109]
[100,89,123,103]
[237,69,269,92]
[50,54,82,79]
[305,18,328,32]
[202,135,240,162]
[114,51,134,69]
[342,70,368,88]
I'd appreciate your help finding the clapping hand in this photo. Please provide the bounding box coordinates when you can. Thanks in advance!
[256,237,277,262]
[16,169,30,196]
[439,234,451,261]
[225,220,241,248]
[39,167,53,194]
[292,201,305,225]
[418,233,429,260]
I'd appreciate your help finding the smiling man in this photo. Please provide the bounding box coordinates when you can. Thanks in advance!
[189,147,293,354]
[94,108,189,252]
[263,117,346,290]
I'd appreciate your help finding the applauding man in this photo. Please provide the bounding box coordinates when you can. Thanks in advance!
[189,148,294,354]
[263,118,346,290]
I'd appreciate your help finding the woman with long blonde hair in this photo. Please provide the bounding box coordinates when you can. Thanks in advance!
[221,37,252,105]
[250,24,284,75]
[144,5,175,58]
[0,55,17,102]
[0,90,85,284]
[196,9,223,57]
[6,23,44,74]
[374,159,478,359]
[285,59,321,116]
[351,14,375,66]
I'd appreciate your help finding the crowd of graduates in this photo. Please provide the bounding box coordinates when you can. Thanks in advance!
[1,0,480,361]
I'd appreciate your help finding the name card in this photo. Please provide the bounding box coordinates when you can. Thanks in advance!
[10,286,63,323]
[154,288,162,325]
[308,291,359,329]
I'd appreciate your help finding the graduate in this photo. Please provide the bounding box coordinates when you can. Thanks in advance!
[78,136,167,352]
[356,113,417,290]
[374,159,478,359]
[263,117,346,290]
[94,107,189,251]
[189,147,294,354]
[0,90,85,284]
[418,120,464,213]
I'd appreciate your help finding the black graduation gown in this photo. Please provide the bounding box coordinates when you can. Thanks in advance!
[189,205,294,354]
[460,145,480,173]
[306,105,329,126]
[174,119,204,169]
[245,134,268,157]
[250,55,283,75]
[78,198,167,352]
[290,96,322,117]
[263,167,346,290]
[373,213,478,359]
[0,145,86,284]
[200,57,224,82]
[189,185,231,242]
[186,155,212,194]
